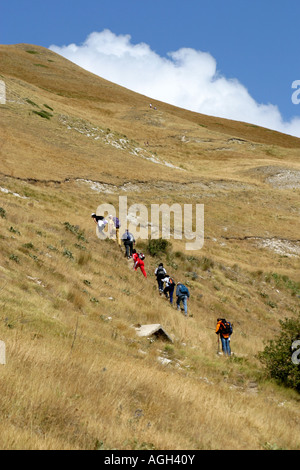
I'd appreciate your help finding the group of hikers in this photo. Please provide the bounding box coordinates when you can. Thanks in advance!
[91,212,233,356]
[154,263,190,316]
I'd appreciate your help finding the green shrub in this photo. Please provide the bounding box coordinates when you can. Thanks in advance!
[9,226,21,235]
[174,250,186,260]
[9,254,20,263]
[47,245,57,251]
[64,222,87,242]
[25,98,38,107]
[0,207,6,219]
[199,256,214,271]
[43,104,53,111]
[22,242,35,250]
[32,110,53,120]
[258,316,300,392]
[63,249,74,259]
[74,243,87,251]
[267,300,277,309]
[265,272,300,296]
[147,238,171,257]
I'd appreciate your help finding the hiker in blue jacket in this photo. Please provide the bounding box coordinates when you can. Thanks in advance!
[176,282,190,316]
[121,229,135,259]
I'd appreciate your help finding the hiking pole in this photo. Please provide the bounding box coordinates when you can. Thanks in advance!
[217,335,220,355]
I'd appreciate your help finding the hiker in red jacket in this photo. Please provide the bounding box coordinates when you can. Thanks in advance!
[132,250,147,278]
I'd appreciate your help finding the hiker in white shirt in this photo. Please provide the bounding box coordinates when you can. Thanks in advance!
[91,213,108,239]
[155,263,167,294]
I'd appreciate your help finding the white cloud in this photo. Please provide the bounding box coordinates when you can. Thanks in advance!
[50,29,300,138]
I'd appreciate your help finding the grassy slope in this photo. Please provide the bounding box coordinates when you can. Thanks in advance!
[0,44,300,450]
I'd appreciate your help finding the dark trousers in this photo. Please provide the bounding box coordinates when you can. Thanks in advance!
[164,285,174,304]
[157,277,164,292]
[124,241,133,257]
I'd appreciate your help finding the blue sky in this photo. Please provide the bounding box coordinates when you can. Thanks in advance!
[1,0,300,136]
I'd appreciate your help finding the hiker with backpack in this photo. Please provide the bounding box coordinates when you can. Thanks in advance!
[176,282,190,316]
[215,318,233,357]
[108,215,121,247]
[155,263,167,294]
[132,249,147,278]
[162,275,175,304]
[108,215,115,239]
[121,229,135,259]
[113,216,121,247]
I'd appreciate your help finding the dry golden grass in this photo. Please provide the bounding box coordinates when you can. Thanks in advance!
[0,43,299,450]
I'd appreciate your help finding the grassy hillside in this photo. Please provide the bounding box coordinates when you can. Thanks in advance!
[0,44,299,450]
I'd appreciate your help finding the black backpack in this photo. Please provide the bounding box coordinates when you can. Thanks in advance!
[219,319,233,335]
[156,266,165,278]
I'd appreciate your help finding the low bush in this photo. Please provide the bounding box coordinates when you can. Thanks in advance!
[32,109,53,120]
[147,238,171,257]
[258,316,300,392]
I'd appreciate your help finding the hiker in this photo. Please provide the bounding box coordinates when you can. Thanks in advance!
[216,318,233,357]
[162,275,175,304]
[108,215,115,239]
[121,229,135,258]
[91,213,108,238]
[132,249,147,278]
[176,282,190,316]
[113,216,121,247]
[155,263,167,294]
[108,215,121,246]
